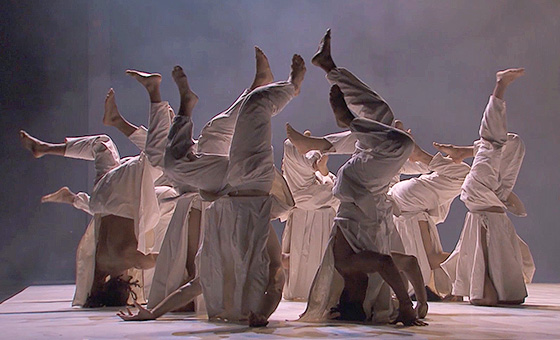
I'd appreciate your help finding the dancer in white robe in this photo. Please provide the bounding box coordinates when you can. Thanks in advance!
[281,137,339,301]
[389,133,471,299]
[119,50,305,327]
[439,68,535,306]
[20,101,167,306]
[291,29,424,326]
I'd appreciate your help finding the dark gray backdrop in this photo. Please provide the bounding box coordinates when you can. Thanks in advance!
[1,0,559,289]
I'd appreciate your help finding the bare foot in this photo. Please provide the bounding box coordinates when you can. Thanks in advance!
[288,54,306,96]
[248,312,269,327]
[286,123,331,154]
[415,301,428,319]
[496,68,525,85]
[314,154,329,176]
[329,85,354,128]
[250,46,274,90]
[311,28,336,73]
[41,187,76,204]
[433,142,473,163]
[126,69,161,89]
[102,89,123,127]
[171,66,198,117]
[20,130,48,158]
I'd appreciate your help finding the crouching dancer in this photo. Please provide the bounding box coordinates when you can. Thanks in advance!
[296,29,425,326]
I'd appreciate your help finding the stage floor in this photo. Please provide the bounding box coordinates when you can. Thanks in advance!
[1,284,559,339]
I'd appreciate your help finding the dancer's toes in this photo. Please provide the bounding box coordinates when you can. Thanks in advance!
[103,88,122,126]
[496,68,525,84]
[20,130,47,158]
[311,28,336,73]
[251,46,274,89]
[172,65,199,113]
[329,85,354,128]
[288,54,306,96]
[41,187,76,204]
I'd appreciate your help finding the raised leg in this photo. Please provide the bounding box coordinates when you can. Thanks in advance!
[103,89,138,138]
[227,55,305,194]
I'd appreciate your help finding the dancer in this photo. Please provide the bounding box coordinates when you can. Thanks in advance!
[281,135,339,301]
[439,68,535,306]
[296,29,424,326]
[20,95,168,306]
[119,50,305,326]
[388,126,471,300]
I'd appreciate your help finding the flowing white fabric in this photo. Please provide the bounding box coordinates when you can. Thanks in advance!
[73,102,176,306]
[147,194,210,310]
[441,95,535,302]
[281,139,338,300]
[389,153,470,295]
[203,82,295,321]
[301,67,414,323]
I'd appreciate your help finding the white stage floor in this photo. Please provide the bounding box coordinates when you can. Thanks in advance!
[1,284,559,339]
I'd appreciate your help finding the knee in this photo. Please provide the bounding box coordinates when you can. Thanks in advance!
[505,133,525,154]
[92,134,115,153]
[378,253,395,271]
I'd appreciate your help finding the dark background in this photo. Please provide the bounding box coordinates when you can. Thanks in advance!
[1,1,559,297]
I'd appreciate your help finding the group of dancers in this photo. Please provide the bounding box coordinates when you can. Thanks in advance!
[20,29,534,327]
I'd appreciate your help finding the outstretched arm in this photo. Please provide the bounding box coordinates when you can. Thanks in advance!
[117,278,202,321]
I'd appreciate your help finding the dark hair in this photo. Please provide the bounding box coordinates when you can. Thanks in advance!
[83,275,140,308]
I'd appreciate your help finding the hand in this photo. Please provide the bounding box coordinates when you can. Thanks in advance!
[117,301,155,321]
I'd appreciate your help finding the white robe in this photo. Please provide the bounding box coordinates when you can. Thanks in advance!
[300,68,414,323]
[281,139,339,300]
[73,102,175,306]
[441,95,535,302]
[165,81,296,321]
[389,154,470,296]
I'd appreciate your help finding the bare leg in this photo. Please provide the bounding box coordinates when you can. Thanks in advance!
[186,208,202,279]
[286,123,332,154]
[391,252,429,319]
[419,220,450,270]
[493,68,525,100]
[433,142,474,164]
[329,85,355,128]
[250,226,286,327]
[20,130,66,158]
[41,186,76,205]
[171,66,199,117]
[333,228,425,326]
[311,28,336,73]
[126,70,162,103]
[469,226,499,306]
[250,46,274,90]
[102,89,137,137]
